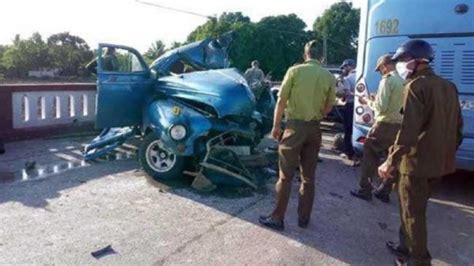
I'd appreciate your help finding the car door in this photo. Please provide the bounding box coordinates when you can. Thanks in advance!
[95,44,153,128]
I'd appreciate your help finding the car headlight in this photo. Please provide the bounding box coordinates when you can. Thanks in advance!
[169,124,187,141]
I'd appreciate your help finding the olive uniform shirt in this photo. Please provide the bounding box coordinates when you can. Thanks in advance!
[279,60,336,121]
[85,54,119,74]
[244,67,265,85]
[386,67,463,178]
[368,71,404,124]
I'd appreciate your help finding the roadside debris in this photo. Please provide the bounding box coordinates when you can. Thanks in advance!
[91,244,116,259]
[190,172,217,192]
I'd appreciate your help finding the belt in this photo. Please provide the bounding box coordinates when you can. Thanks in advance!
[287,119,321,125]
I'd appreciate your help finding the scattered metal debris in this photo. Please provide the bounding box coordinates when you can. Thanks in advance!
[91,244,116,259]
[188,171,217,192]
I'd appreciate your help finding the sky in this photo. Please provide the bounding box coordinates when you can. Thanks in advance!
[0,0,362,53]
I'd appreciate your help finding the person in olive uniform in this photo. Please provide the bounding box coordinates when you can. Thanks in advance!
[244,60,265,85]
[259,40,336,231]
[85,47,119,74]
[350,54,404,203]
[244,60,266,99]
[378,40,463,266]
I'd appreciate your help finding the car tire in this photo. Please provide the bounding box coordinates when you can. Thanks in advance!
[139,133,185,180]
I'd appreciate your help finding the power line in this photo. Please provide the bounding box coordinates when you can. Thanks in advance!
[135,0,355,58]
[135,0,215,19]
[258,27,355,51]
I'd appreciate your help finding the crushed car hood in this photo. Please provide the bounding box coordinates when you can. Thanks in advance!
[150,32,232,75]
[157,68,256,118]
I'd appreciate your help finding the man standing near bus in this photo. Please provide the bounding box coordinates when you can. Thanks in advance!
[350,54,404,203]
[378,40,463,266]
[259,40,336,231]
[339,59,357,162]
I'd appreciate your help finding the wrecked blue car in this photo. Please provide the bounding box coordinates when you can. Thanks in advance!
[84,33,275,189]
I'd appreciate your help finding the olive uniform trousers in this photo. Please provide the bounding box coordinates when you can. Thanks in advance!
[398,175,439,266]
[272,120,322,222]
[359,122,400,194]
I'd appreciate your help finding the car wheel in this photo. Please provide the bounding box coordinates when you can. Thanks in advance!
[139,133,185,180]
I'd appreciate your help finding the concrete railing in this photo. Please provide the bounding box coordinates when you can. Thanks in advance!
[0,83,97,141]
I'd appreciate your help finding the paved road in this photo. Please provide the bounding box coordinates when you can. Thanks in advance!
[0,137,473,265]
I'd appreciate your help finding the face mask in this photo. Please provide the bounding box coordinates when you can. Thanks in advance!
[396,60,415,80]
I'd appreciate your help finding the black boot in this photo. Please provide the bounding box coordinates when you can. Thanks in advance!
[0,140,5,155]
[394,257,408,266]
[374,190,390,203]
[298,218,309,228]
[259,215,284,231]
[350,189,372,201]
[386,241,409,258]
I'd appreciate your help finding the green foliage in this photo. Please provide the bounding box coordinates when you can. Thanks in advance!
[250,14,313,79]
[186,12,312,80]
[313,2,360,64]
[47,32,94,76]
[0,32,93,78]
[143,40,166,64]
[187,12,251,42]
[0,44,7,76]
[169,41,183,50]
[1,33,51,78]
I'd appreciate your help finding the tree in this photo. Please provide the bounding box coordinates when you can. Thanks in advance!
[143,40,166,64]
[168,41,183,50]
[187,12,251,42]
[1,33,51,78]
[47,32,94,76]
[185,12,312,80]
[313,2,360,65]
[251,14,313,79]
[0,44,8,76]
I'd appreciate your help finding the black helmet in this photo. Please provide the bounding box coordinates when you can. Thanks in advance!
[391,39,434,62]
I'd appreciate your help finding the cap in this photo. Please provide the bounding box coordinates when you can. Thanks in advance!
[374,54,394,72]
[340,59,356,69]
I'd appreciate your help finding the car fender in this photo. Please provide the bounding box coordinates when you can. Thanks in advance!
[142,99,212,156]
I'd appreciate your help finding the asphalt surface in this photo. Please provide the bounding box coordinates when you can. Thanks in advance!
[0,136,473,265]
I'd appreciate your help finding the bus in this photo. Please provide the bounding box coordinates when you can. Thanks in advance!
[353,0,474,171]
